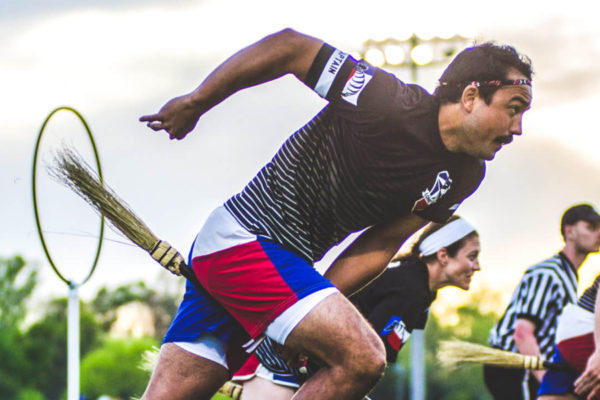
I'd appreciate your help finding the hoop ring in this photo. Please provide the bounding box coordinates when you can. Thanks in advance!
[32,106,104,286]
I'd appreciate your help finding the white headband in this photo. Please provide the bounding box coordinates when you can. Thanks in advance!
[418,218,476,256]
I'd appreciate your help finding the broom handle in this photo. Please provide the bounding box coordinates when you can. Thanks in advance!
[148,240,203,287]
[522,354,571,371]
[543,361,571,371]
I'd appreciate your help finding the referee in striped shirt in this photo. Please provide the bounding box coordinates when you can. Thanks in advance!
[485,204,600,400]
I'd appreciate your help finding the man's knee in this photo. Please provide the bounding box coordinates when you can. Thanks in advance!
[344,334,386,383]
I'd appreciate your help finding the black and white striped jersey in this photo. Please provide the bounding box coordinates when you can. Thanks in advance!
[488,253,578,359]
[224,43,485,262]
[578,274,600,313]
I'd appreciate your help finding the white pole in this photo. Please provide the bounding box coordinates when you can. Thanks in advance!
[410,329,425,400]
[67,284,80,400]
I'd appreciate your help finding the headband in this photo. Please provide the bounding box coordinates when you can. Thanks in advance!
[438,79,532,88]
[419,218,476,257]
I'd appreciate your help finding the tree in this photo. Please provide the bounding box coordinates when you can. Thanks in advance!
[0,255,37,398]
[0,255,37,330]
[90,280,179,339]
[393,302,500,400]
[20,298,102,400]
[80,337,157,399]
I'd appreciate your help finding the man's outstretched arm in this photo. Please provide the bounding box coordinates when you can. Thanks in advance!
[325,214,427,296]
[140,28,323,140]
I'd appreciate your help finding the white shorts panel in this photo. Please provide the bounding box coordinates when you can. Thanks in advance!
[191,205,257,259]
[266,287,338,344]
[174,333,228,369]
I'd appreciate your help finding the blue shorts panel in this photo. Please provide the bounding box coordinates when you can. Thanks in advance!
[538,345,578,396]
[164,237,332,346]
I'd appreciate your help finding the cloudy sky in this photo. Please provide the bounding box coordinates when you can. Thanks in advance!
[3,0,600,314]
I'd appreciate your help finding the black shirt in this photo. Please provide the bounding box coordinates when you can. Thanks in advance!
[225,44,485,262]
[352,260,436,362]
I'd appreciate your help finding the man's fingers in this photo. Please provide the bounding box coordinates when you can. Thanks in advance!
[588,386,600,400]
[139,113,162,122]
[146,121,167,131]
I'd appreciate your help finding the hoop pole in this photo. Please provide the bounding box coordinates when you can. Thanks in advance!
[67,284,80,400]
[32,106,105,400]
[410,329,425,400]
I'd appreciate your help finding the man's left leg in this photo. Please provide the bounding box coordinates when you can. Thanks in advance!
[280,292,386,400]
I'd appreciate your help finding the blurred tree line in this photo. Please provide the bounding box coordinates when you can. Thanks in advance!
[0,255,179,400]
[1,255,501,400]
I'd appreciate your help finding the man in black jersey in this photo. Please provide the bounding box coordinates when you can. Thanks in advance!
[139,29,532,400]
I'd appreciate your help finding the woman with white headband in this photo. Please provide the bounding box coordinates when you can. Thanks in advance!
[228,215,481,400]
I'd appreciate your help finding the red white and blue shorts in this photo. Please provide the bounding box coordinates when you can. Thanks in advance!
[538,304,597,398]
[163,206,337,372]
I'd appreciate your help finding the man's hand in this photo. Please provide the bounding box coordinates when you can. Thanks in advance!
[575,350,600,400]
[140,93,202,140]
[276,343,309,372]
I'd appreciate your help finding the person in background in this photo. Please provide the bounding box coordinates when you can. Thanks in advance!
[233,215,481,399]
[486,204,600,400]
[538,274,600,400]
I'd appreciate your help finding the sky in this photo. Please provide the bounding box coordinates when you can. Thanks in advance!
[3,0,600,316]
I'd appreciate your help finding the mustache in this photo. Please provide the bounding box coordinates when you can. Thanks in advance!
[494,135,513,145]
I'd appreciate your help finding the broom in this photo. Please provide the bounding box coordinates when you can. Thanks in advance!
[437,340,569,370]
[49,147,199,286]
[139,347,243,400]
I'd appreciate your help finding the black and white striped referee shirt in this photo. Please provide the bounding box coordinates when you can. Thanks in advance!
[488,253,578,359]
[578,274,600,313]
[224,43,485,263]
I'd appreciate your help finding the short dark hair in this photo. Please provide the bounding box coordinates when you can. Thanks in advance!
[433,42,533,105]
[560,203,600,239]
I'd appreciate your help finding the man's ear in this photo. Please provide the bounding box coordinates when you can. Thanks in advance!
[461,84,479,113]
[436,247,449,265]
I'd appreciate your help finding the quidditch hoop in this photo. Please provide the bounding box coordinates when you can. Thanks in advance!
[32,106,104,286]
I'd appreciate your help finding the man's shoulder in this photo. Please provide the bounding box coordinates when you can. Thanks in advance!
[523,254,570,278]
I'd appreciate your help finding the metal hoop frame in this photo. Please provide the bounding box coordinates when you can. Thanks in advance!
[32,106,104,286]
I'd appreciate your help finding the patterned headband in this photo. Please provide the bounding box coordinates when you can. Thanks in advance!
[438,79,532,88]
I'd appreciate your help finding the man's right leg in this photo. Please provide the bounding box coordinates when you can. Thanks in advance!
[141,342,229,400]
[282,292,386,400]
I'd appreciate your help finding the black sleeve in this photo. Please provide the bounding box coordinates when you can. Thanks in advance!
[366,296,427,363]
[305,43,398,112]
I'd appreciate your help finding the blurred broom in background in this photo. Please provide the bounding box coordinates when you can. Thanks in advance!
[139,347,243,400]
[438,340,569,370]
[49,147,200,286]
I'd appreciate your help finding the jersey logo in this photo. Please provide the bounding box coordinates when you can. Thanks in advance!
[412,171,452,212]
[315,49,349,98]
[382,316,411,352]
[341,61,374,106]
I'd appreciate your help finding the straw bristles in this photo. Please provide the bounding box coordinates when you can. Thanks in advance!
[438,340,546,370]
[139,346,161,373]
[49,147,186,277]
[139,347,242,400]
[50,147,159,251]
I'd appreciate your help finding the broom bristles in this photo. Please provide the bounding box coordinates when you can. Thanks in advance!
[438,340,546,370]
[139,347,242,399]
[50,147,159,251]
[49,147,187,277]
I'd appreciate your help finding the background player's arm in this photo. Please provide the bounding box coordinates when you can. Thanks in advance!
[575,291,600,399]
[140,28,323,139]
[513,318,545,382]
[325,214,427,296]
